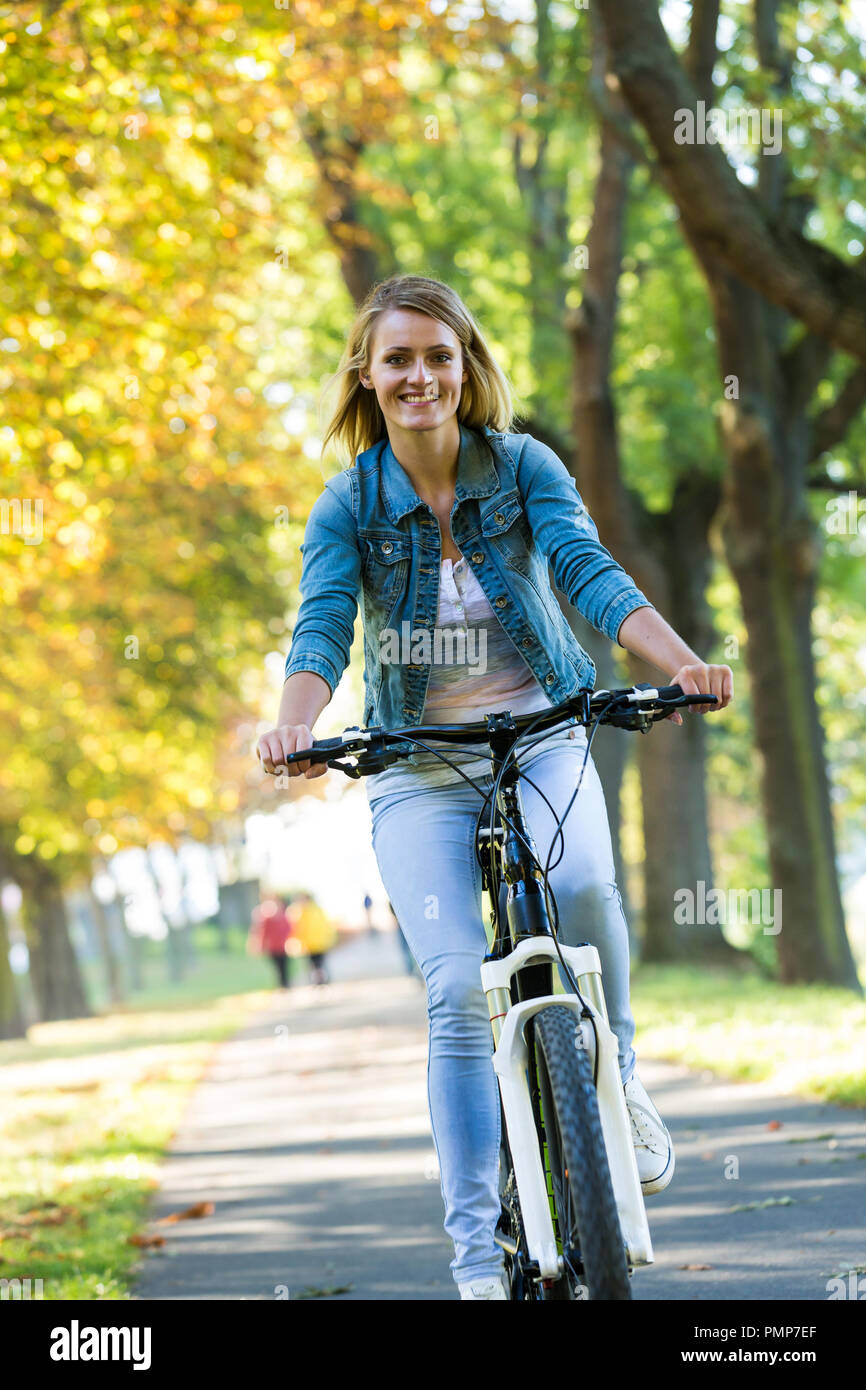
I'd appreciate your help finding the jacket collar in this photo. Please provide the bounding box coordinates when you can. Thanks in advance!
[362,421,502,525]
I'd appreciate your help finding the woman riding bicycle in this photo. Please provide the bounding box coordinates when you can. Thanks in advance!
[256,274,733,1300]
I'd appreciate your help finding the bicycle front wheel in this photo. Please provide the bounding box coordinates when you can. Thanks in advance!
[532,1004,632,1300]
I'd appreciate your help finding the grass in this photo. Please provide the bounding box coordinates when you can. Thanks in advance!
[0,930,284,1300]
[629,963,866,1108]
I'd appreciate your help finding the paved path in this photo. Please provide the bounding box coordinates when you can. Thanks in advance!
[132,931,866,1302]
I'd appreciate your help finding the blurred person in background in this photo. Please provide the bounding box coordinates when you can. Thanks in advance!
[363,891,375,937]
[248,894,294,990]
[290,890,337,985]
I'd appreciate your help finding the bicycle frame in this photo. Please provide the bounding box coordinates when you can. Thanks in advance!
[477,714,653,1282]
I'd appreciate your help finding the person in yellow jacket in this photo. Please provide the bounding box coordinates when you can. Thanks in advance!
[289,891,337,985]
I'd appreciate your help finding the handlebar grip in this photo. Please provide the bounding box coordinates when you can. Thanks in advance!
[280,736,345,766]
[655,685,718,705]
[629,683,717,706]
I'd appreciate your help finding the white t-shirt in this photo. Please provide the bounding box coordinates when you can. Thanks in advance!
[365,556,576,797]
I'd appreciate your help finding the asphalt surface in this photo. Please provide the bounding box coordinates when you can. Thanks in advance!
[131,930,866,1302]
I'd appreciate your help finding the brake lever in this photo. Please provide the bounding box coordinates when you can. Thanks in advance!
[328,758,364,779]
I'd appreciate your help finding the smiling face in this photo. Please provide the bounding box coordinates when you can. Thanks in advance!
[359,308,468,439]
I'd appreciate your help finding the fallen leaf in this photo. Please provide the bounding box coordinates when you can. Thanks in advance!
[727,1195,795,1213]
[678,1263,713,1271]
[128,1233,166,1248]
[156,1201,215,1224]
[16,1205,79,1227]
[4,1205,80,1231]
[767,1121,783,1131]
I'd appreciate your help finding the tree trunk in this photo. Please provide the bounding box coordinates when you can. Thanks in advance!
[101,856,145,990]
[715,328,859,986]
[0,898,26,1039]
[566,52,736,963]
[17,857,91,1022]
[628,475,742,963]
[144,849,184,983]
[87,884,125,1006]
[174,844,199,971]
[118,904,145,992]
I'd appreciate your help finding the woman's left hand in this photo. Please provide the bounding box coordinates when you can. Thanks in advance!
[664,663,734,725]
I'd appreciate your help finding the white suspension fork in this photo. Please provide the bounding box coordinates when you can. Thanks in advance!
[481,937,654,1277]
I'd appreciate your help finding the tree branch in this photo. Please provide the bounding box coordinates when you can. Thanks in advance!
[808,364,866,463]
[684,0,720,107]
[594,0,866,361]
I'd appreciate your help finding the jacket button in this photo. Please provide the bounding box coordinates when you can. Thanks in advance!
[471,551,484,564]
[545,673,555,685]
[521,637,532,648]
[381,541,393,555]
[495,596,507,608]
[494,512,505,524]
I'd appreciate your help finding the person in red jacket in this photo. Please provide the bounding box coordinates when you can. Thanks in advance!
[248,895,294,989]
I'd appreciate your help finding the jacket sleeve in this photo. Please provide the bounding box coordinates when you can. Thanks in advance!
[515,437,654,645]
[283,471,361,695]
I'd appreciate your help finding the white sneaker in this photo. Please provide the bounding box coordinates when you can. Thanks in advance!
[459,1273,510,1300]
[623,1072,675,1195]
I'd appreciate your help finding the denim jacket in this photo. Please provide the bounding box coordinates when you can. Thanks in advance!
[284,422,653,763]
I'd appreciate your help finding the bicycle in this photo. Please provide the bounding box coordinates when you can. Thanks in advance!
[267,681,717,1300]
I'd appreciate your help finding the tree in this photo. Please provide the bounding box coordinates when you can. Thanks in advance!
[596,0,864,987]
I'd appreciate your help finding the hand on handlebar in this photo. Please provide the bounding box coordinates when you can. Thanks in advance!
[665,663,734,724]
[255,723,329,779]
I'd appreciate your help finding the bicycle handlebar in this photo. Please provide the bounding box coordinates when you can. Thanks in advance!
[263,683,718,780]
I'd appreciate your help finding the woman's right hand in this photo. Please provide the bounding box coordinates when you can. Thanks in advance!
[256,724,328,779]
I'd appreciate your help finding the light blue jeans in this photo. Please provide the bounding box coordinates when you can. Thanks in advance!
[366,725,637,1286]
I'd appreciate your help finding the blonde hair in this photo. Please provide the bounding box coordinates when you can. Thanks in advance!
[319,274,523,466]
